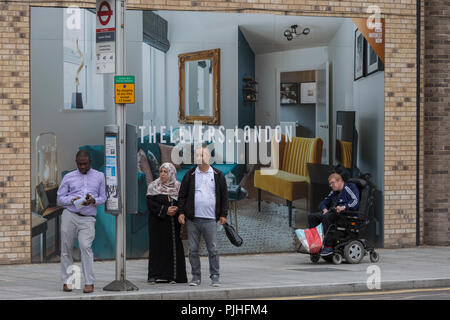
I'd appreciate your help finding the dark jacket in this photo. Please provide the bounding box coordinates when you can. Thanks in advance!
[146,194,178,220]
[178,165,228,221]
[319,182,360,212]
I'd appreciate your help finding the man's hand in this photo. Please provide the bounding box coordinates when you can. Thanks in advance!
[178,214,185,225]
[336,205,346,213]
[219,217,227,225]
[322,208,328,215]
[167,206,178,216]
[71,196,81,205]
[82,194,96,206]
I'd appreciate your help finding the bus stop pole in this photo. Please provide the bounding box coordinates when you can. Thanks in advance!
[116,0,126,286]
[103,0,138,292]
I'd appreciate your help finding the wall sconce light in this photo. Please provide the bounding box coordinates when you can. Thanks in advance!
[283,25,310,41]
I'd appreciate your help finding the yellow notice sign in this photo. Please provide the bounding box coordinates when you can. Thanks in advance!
[114,75,135,104]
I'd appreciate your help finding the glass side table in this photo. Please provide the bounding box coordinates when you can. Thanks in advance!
[227,186,248,233]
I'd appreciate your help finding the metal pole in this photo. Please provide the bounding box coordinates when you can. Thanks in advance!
[116,0,126,283]
[104,0,137,291]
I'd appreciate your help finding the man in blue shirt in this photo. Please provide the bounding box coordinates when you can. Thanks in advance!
[308,173,360,256]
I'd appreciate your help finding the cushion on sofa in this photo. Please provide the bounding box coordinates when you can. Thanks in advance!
[147,150,160,179]
[158,143,181,169]
[280,136,323,176]
[254,169,309,201]
[138,148,153,185]
[138,134,161,164]
[253,136,323,202]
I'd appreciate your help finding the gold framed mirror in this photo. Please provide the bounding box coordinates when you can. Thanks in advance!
[178,48,220,125]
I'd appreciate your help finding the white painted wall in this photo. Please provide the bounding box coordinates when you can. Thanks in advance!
[255,18,384,190]
[31,7,112,190]
[255,46,329,127]
[328,19,384,190]
[31,8,143,190]
[124,10,144,129]
[156,11,240,129]
[142,44,166,129]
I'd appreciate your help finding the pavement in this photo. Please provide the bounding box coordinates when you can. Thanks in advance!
[0,246,449,300]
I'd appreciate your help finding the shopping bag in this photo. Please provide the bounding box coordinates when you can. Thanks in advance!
[295,223,323,254]
[223,223,243,247]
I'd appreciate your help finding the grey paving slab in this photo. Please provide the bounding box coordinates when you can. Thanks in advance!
[0,246,449,300]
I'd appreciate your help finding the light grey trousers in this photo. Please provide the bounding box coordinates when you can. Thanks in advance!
[187,218,220,279]
[60,209,96,285]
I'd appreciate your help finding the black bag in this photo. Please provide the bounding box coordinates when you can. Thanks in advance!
[223,223,243,247]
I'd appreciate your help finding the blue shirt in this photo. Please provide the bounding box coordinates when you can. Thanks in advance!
[319,182,360,212]
[57,168,106,216]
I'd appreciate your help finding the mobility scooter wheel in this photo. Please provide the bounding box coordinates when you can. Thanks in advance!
[343,240,365,264]
[332,253,343,265]
[310,254,320,264]
[369,251,379,263]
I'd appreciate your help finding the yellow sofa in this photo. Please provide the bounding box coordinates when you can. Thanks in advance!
[254,135,323,227]
[337,139,352,169]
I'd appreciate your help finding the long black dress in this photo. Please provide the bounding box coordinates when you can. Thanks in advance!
[147,194,187,283]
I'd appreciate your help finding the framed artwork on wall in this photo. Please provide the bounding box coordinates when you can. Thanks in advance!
[280,82,299,105]
[354,28,365,81]
[365,40,384,76]
[300,82,316,104]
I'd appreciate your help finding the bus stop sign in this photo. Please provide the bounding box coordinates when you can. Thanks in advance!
[114,75,135,104]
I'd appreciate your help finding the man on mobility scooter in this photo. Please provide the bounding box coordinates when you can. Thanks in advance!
[308,173,360,257]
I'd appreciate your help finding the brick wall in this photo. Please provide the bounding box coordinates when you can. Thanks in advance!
[0,2,31,265]
[423,0,449,246]
[0,0,429,264]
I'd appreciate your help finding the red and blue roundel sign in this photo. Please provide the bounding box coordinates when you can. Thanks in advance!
[97,1,113,26]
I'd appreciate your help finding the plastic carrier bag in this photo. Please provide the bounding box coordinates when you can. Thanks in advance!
[295,223,323,254]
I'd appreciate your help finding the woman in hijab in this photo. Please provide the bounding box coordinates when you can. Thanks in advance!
[146,162,187,284]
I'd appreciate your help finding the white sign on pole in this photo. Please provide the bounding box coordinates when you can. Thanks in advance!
[96,0,116,74]
[105,135,119,211]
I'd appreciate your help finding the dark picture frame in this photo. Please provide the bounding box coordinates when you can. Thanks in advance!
[365,40,384,76]
[354,28,365,81]
[36,182,50,214]
[280,82,299,105]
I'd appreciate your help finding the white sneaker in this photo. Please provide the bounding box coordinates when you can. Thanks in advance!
[189,279,201,286]
[210,276,220,287]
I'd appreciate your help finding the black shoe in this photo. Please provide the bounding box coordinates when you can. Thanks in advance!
[147,277,156,284]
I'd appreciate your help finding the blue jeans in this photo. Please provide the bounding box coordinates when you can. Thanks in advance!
[187,218,219,279]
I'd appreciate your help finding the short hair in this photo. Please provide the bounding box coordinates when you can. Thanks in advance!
[76,150,91,161]
[195,142,210,154]
[195,142,208,149]
[328,173,343,182]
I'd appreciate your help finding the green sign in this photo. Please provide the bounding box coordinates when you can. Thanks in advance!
[114,75,135,84]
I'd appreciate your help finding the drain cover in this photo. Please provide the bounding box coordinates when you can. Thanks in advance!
[288,268,349,272]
